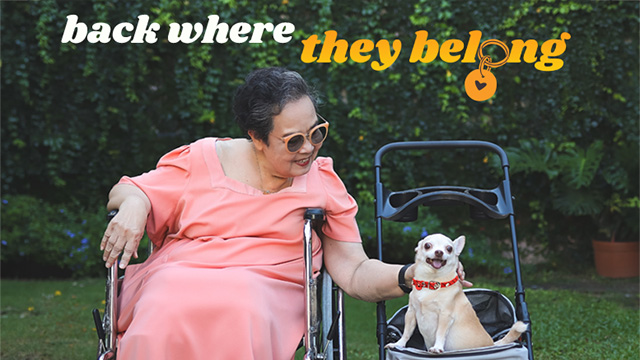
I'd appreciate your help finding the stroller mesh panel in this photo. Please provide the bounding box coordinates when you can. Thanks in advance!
[386,289,517,350]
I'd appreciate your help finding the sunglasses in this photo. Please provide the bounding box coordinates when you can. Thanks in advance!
[273,115,330,153]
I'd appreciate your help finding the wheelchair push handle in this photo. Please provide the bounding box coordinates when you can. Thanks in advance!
[304,208,325,221]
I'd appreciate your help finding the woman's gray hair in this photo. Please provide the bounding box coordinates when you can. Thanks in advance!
[233,67,318,144]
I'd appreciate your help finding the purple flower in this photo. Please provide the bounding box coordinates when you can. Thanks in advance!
[503,267,513,274]
[2,199,7,204]
[467,247,474,258]
[403,226,412,233]
[421,228,428,237]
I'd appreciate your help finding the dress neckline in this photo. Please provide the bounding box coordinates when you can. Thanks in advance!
[204,137,307,196]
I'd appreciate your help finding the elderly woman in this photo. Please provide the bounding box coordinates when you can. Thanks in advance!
[100,67,459,359]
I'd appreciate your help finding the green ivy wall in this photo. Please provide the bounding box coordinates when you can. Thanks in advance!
[2,0,638,275]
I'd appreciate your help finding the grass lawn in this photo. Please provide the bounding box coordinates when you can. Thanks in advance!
[2,274,638,360]
[1,278,105,359]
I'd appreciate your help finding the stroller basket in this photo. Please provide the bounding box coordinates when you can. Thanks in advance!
[385,289,529,359]
[385,343,527,360]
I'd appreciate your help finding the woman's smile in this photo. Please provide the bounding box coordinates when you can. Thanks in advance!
[295,157,311,167]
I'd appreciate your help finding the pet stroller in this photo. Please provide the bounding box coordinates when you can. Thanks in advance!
[374,141,533,360]
[92,208,345,360]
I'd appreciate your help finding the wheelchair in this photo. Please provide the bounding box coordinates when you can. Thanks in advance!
[92,208,345,360]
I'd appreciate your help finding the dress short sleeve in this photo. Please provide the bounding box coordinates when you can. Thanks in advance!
[118,145,191,247]
[316,157,361,243]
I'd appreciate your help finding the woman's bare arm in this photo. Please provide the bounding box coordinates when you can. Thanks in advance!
[321,236,409,301]
[322,235,471,302]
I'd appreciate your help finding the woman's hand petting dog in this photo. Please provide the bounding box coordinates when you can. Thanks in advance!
[403,261,473,290]
[457,262,473,287]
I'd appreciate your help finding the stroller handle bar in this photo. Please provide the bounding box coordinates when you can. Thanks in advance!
[374,140,515,222]
[374,140,510,169]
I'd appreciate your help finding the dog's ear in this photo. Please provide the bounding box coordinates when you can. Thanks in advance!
[453,236,466,255]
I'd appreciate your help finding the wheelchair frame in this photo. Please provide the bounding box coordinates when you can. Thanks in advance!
[92,210,124,360]
[303,208,346,360]
[93,208,345,360]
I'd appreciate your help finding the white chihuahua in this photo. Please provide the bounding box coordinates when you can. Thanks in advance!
[387,234,527,353]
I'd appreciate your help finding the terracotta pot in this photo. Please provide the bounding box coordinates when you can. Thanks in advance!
[592,240,639,278]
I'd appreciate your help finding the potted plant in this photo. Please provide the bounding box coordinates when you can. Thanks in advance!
[505,139,639,278]
[591,194,639,278]
[552,140,638,278]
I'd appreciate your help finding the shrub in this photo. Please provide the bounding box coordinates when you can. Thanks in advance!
[497,138,639,265]
[1,195,109,278]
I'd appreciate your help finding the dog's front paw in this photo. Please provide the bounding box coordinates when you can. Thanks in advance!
[385,341,404,349]
[428,346,444,353]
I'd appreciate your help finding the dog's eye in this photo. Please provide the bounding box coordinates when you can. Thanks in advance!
[446,246,453,253]
[424,243,431,250]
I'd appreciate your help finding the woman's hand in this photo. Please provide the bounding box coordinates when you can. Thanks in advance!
[402,262,472,289]
[457,261,473,287]
[100,185,151,269]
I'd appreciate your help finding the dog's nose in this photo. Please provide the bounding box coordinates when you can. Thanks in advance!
[435,250,443,258]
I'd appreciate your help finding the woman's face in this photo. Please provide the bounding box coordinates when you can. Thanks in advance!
[253,96,322,179]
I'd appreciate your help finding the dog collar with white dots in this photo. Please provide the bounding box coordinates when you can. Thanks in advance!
[413,275,459,291]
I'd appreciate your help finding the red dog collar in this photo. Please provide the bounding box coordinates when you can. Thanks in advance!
[413,275,459,290]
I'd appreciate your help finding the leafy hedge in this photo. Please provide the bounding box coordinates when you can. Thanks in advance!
[0,195,107,278]
[2,0,638,276]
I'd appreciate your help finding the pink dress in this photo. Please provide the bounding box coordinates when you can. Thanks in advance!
[115,137,361,360]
